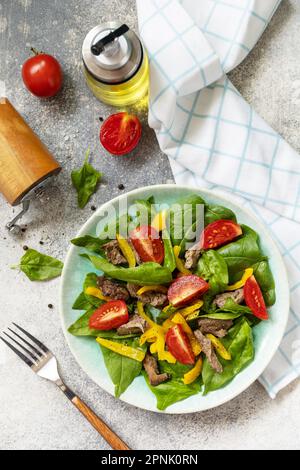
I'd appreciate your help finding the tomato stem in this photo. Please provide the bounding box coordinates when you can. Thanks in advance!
[31,47,42,56]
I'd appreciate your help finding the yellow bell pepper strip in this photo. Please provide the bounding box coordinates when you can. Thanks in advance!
[176,301,204,318]
[140,325,161,345]
[85,286,111,302]
[173,246,192,275]
[137,285,168,296]
[206,334,231,360]
[96,337,146,362]
[183,357,203,385]
[169,314,202,356]
[185,310,200,322]
[116,233,136,268]
[152,209,168,232]
[137,301,157,328]
[226,268,253,291]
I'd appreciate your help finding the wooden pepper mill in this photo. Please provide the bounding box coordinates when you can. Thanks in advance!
[0,98,61,233]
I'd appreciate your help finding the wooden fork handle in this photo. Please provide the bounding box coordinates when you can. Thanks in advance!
[71,395,131,450]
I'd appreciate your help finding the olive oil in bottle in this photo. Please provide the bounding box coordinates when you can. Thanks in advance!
[82,23,149,107]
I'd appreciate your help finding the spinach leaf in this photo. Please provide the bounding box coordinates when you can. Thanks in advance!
[97,214,132,242]
[252,260,276,307]
[83,272,104,307]
[72,272,104,310]
[156,305,177,325]
[169,195,205,246]
[217,225,264,282]
[200,312,242,320]
[71,235,106,255]
[100,338,147,398]
[131,196,156,226]
[12,249,63,281]
[202,317,254,394]
[68,309,138,338]
[68,309,99,336]
[71,149,102,209]
[82,254,173,285]
[204,204,237,226]
[143,360,202,410]
[218,298,252,315]
[72,292,94,311]
[196,250,228,295]
[163,229,176,272]
[145,305,162,323]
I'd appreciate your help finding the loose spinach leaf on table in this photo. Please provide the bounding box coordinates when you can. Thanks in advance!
[196,250,229,295]
[100,338,147,398]
[71,149,102,209]
[71,235,106,255]
[202,317,254,394]
[217,225,265,282]
[143,360,202,411]
[204,204,237,226]
[68,309,138,338]
[81,254,173,285]
[12,248,63,281]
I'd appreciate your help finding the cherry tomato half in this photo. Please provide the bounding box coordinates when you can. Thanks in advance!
[100,112,142,156]
[130,225,164,264]
[22,52,63,98]
[89,300,129,331]
[167,275,209,308]
[244,275,268,320]
[166,324,195,365]
[201,219,242,250]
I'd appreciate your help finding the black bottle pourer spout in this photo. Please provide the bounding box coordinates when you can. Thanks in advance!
[91,24,129,56]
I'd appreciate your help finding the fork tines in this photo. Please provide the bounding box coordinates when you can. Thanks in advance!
[0,323,49,369]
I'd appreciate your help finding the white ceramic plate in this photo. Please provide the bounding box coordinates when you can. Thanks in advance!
[59,185,289,413]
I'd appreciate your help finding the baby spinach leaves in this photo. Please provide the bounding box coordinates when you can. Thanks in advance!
[82,254,173,285]
[204,204,237,226]
[71,235,106,255]
[202,318,254,394]
[143,360,202,410]
[100,338,147,398]
[197,250,229,295]
[71,149,102,209]
[12,249,63,281]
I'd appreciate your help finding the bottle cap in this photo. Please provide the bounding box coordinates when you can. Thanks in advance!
[82,22,143,84]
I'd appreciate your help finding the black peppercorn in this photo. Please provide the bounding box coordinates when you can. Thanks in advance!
[118,184,125,190]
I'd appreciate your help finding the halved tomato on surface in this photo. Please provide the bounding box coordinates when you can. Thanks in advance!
[166,324,195,365]
[100,112,142,156]
[130,225,164,264]
[167,275,209,308]
[89,300,129,330]
[201,219,242,250]
[244,275,268,320]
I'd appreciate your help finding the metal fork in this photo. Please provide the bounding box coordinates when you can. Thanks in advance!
[1,323,130,450]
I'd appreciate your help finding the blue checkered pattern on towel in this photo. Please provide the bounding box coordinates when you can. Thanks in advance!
[137,0,300,397]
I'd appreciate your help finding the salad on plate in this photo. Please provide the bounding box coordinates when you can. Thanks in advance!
[68,194,275,411]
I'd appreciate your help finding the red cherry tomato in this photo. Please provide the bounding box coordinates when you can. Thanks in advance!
[130,225,164,264]
[244,275,268,320]
[22,51,63,98]
[89,300,129,331]
[167,275,209,308]
[166,324,195,365]
[201,219,242,250]
[100,112,142,156]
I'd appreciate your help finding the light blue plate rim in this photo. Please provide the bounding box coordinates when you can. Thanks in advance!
[59,185,290,414]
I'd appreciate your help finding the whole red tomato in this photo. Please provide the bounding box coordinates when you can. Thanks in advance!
[22,49,63,98]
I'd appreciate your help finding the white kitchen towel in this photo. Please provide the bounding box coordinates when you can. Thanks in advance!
[137,0,300,397]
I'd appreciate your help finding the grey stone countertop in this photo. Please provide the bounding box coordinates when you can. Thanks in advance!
[0,0,299,450]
